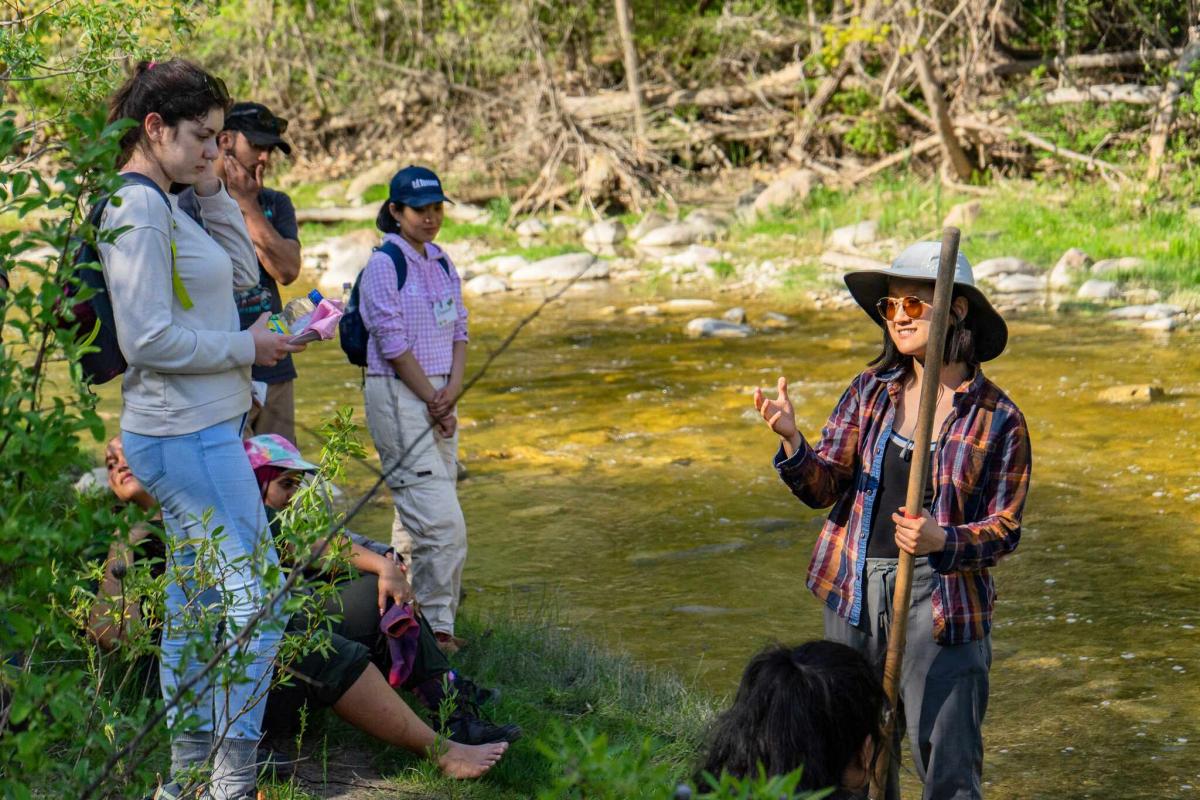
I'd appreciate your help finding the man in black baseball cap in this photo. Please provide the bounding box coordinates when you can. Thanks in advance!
[210,101,303,441]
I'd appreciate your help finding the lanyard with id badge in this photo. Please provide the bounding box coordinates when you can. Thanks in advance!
[433,296,457,328]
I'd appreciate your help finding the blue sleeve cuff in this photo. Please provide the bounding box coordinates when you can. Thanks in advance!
[773,441,810,473]
[928,526,960,573]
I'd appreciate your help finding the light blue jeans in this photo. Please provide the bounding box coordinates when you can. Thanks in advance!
[122,416,281,745]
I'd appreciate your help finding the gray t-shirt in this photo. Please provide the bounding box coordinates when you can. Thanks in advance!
[178,186,299,384]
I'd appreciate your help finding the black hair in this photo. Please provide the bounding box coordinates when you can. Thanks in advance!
[868,289,979,375]
[697,641,885,793]
[107,59,232,167]
[376,200,407,234]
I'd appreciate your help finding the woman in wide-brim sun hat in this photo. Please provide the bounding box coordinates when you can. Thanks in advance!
[751,241,1032,799]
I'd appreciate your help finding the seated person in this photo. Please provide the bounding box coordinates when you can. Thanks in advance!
[696,640,885,799]
[243,433,520,746]
[87,436,511,780]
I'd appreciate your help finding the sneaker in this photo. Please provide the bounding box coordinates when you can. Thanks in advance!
[445,713,522,745]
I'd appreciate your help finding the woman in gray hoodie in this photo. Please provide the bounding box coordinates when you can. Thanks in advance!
[99,59,303,800]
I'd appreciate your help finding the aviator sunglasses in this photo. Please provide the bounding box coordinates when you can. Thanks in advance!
[875,295,932,321]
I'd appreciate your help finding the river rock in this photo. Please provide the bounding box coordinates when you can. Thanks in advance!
[753,169,819,215]
[515,218,548,238]
[1077,279,1119,300]
[548,214,585,231]
[464,274,508,296]
[480,254,529,275]
[685,317,753,339]
[1140,317,1181,332]
[1049,248,1092,290]
[1091,257,1146,277]
[663,298,717,313]
[762,311,793,329]
[683,209,729,239]
[820,251,888,272]
[638,222,701,247]
[974,257,1039,279]
[662,245,721,269]
[943,200,982,228]
[446,203,491,224]
[1122,287,1162,304]
[829,220,879,250]
[581,219,626,248]
[626,304,661,316]
[630,212,670,241]
[510,252,606,283]
[723,307,747,324]
[992,273,1045,293]
[345,159,400,204]
[1097,384,1164,404]
[1108,303,1184,320]
[315,229,379,293]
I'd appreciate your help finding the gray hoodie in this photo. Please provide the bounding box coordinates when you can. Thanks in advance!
[100,182,258,435]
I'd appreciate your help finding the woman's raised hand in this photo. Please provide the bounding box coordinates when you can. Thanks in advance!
[249,312,306,367]
[753,376,800,444]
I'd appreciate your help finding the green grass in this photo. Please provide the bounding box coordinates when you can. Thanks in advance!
[720,171,1200,294]
[259,602,719,799]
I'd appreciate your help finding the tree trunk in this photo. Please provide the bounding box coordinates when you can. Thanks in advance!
[1146,25,1200,182]
[613,0,647,143]
[912,48,974,181]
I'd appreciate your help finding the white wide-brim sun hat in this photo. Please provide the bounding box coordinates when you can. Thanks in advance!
[842,241,1009,362]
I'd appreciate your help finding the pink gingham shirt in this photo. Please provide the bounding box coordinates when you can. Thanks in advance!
[359,234,468,377]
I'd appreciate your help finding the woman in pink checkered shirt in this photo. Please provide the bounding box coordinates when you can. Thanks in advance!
[358,166,470,655]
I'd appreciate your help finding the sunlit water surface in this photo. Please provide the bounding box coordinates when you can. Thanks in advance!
[94,285,1200,798]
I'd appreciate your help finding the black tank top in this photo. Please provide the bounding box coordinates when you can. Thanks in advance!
[866,432,935,559]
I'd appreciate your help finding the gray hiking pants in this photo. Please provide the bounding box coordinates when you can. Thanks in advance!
[824,558,992,800]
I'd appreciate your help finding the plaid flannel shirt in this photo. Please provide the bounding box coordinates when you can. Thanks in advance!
[774,365,1031,645]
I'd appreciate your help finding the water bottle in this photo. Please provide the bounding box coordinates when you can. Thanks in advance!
[282,289,323,331]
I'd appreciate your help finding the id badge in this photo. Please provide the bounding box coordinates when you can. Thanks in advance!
[433,297,457,328]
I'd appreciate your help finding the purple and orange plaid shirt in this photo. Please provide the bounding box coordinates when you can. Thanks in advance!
[774,365,1031,645]
[359,234,468,377]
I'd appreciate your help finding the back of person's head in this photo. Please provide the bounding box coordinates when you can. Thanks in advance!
[698,640,884,793]
[107,59,231,167]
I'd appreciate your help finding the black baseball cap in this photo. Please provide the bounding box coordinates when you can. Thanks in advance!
[224,102,292,155]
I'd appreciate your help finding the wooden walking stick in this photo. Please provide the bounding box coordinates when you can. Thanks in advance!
[868,227,961,800]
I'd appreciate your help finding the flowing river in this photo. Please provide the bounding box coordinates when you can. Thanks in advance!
[95,284,1199,798]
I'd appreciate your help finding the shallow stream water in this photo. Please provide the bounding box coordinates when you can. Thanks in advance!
[94,285,1199,798]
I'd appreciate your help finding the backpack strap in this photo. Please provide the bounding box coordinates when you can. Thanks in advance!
[116,172,193,310]
[376,241,408,291]
[436,256,450,277]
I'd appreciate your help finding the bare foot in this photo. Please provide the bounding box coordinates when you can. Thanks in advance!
[437,739,508,778]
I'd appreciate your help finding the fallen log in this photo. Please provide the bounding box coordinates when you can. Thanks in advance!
[955,118,1128,179]
[1041,84,1161,106]
[294,206,376,224]
[844,134,941,186]
[984,48,1183,77]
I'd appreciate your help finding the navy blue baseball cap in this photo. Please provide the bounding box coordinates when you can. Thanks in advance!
[388,165,453,208]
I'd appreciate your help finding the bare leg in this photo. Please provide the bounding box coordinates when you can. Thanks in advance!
[331,663,507,778]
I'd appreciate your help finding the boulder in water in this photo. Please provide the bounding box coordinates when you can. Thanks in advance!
[685,317,753,338]
[663,298,717,313]
[510,252,606,283]
[1077,279,1119,300]
[1097,384,1164,404]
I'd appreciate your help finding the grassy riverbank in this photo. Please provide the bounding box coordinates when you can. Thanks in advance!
[288,170,1200,305]
[258,602,720,799]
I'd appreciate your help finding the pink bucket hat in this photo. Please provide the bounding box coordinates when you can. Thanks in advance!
[243,434,319,472]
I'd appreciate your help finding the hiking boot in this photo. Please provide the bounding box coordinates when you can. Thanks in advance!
[452,675,499,707]
[445,712,522,745]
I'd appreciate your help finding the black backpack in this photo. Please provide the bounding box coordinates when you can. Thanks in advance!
[339,240,450,367]
[61,173,190,384]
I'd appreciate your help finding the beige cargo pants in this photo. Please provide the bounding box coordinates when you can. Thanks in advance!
[364,375,466,635]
